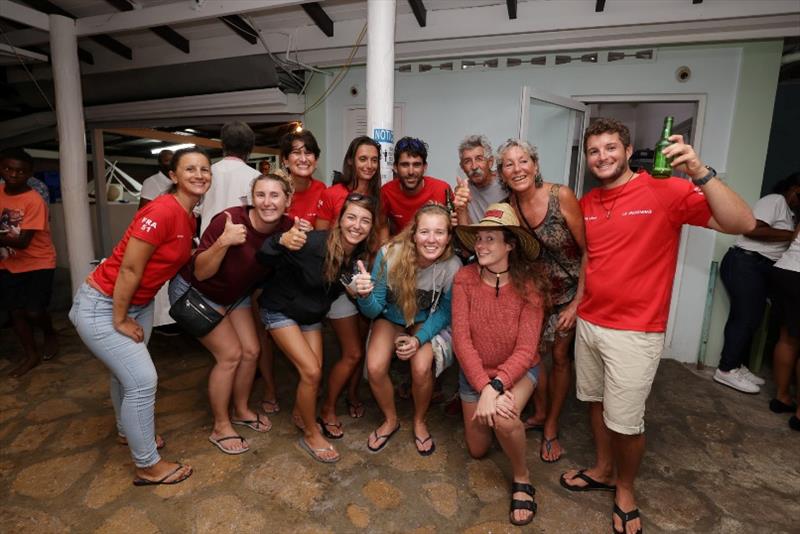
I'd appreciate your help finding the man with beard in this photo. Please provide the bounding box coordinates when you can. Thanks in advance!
[381,137,453,236]
[138,149,174,209]
[560,118,754,534]
[454,135,507,224]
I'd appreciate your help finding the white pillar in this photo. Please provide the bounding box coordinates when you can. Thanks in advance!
[366,0,396,185]
[50,14,95,293]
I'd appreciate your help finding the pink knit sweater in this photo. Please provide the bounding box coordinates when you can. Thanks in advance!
[452,263,544,393]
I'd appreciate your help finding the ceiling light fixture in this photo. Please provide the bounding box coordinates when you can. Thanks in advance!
[150,143,194,155]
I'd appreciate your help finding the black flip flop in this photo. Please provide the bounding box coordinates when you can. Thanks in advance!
[414,434,436,456]
[560,469,616,492]
[367,424,400,452]
[317,417,344,439]
[133,464,192,486]
[612,503,642,534]
[232,414,271,433]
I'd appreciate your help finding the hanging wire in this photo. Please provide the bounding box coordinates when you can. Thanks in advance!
[0,22,55,112]
[303,22,367,114]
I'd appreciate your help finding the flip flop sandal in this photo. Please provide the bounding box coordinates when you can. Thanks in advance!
[612,504,642,534]
[414,434,436,456]
[560,469,616,492]
[232,414,272,433]
[367,424,401,453]
[524,418,544,432]
[208,435,249,455]
[346,399,365,419]
[133,464,193,486]
[540,434,562,463]
[118,433,166,450]
[317,417,344,439]
[298,437,340,463]
[509,481,537,526]
[260,399,281,415]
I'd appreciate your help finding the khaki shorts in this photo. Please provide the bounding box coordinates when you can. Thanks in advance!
[575,318,664,435]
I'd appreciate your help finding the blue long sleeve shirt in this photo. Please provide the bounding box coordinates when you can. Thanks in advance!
[357,246,462,344]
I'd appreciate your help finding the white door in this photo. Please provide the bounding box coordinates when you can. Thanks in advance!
[518,87,589,194]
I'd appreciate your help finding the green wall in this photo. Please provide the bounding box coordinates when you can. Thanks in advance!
[303,71,329,183]
[705,40,783,368]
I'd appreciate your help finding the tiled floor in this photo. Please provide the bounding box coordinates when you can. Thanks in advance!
[1,314,798,533]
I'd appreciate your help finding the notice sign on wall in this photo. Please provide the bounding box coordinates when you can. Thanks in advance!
[374,128,394,185]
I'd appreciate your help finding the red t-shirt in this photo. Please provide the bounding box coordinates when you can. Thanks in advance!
[92,195,196,305]
[316,183,350,224]
[182,206,292,305]
[577,172,712,332]
[0,185,56,273]
[287,178,326,226]
[381,176,452,234]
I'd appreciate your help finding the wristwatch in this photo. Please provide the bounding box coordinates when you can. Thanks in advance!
[489,378,504,394]
[692,165,717,187]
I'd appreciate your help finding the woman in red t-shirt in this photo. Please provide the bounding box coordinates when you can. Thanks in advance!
[69,147,210,487]
[315,136,382,422]
[452,203,546,526]
[280,130,326,227]
[167,172,294,455]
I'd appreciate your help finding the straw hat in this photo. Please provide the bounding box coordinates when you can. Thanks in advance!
[456,203,540,260]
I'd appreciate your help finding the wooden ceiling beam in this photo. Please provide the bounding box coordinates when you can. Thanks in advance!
[103,0,189,54]
[506,0,518,20]
[21,0,132,59]
[220,15,258,45]
[301,2,334,37]
[408,0,426,28]
[595,0,606,12]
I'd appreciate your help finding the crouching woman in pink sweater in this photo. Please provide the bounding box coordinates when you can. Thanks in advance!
[452,203,547,527]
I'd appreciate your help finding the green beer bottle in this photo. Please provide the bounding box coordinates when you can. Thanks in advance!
[652,115,674,178]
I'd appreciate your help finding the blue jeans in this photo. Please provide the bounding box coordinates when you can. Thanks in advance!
[69,283,160,468]
[719,247,775,372]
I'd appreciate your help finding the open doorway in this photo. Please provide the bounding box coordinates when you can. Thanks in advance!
[580,100,701,197]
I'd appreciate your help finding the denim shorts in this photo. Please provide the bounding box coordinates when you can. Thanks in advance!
[168,274,251,312]
[260,307,322,332]
[459,365,541,403]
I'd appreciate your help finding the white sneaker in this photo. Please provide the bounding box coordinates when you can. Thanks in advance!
[713,368,760,394]
[738,365,766,386]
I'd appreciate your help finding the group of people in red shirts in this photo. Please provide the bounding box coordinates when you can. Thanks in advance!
[42,116,761,532]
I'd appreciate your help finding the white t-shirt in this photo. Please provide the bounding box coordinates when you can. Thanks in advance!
[467,177,508,223]
[139,171,172,201]
[199,157,259,234]
[775,233,800,272]
[735,193,795,261]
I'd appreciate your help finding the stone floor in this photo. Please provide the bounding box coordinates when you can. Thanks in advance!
[1,313,798,534]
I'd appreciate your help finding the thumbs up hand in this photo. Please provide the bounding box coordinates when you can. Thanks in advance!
[218,211,247,247]
[279,217,308,251]
[452,178,471,211]
[353,259,374,297]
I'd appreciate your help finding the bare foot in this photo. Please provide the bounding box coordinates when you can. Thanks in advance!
[260,398,280,414]
[304,434,339,462]
[523,415,544,431]
[135,460,192,485]
[540,435,563,462]
[613,489,642,534]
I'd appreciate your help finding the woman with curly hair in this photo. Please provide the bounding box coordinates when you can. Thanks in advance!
[257,194,378,463]
[355,203,462,455]
[452,202,546,526]
[497,138,585,463]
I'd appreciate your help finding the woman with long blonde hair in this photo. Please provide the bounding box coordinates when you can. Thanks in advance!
[355,203,462,455]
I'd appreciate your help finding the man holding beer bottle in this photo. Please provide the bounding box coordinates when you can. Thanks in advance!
[559,117,755,534]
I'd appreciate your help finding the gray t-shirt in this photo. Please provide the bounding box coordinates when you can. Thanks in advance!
[467,178,507,223]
